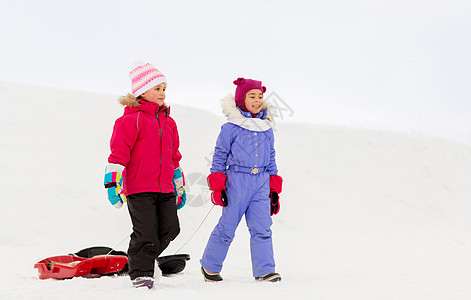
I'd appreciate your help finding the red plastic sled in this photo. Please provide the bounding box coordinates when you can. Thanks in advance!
[34,255,128,280]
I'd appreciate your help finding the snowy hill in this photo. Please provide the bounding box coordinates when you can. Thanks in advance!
[1,82,471,299]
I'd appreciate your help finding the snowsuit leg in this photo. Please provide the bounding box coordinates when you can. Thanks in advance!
[200,190,246,273]
[201,171,275,277]
[127,192,180,279]
[245,174,275,277]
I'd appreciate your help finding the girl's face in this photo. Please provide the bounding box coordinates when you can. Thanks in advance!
[244,89,264,115]
[141,82,166,105]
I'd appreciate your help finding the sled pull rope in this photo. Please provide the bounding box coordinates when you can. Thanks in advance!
[107,204,215,256]
[106,235,130,256]
[175,205,215,254]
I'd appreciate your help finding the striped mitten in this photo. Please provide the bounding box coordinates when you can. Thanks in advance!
[104,163,127,209]
[173,167,187,210]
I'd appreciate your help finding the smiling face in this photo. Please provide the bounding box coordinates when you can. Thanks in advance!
[141,82,166,105]
[244,89,264,115]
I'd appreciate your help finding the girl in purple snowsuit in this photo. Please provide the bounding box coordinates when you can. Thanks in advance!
[200,78,283,283]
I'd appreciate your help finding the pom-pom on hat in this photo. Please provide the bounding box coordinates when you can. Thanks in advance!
[129,61,167,97]
[233,77,266,112]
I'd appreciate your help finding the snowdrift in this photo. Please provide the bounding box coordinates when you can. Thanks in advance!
[1,82,470,299]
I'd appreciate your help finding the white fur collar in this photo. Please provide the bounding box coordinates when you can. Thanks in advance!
[220,94,278,131]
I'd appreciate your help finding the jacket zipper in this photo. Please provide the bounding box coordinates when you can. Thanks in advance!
[156,107,163,192]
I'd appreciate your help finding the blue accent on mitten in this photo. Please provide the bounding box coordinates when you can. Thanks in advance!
[104,164,126,209]
[173,167,186,210]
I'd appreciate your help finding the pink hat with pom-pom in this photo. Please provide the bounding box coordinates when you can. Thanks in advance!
[233,77,266,112]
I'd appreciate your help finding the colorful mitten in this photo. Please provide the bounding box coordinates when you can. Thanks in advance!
[104,163,127,209]
[172,167,186,210]
[269,175,283,216]
[207,172,228,207]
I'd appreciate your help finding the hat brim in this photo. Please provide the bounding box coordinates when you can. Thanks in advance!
[133,77,167,97]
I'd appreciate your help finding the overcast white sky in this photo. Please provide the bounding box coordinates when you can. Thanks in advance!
[1,0,470,140]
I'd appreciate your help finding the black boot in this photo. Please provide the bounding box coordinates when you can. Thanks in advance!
[255,272,281,282]
[201,267,223,282]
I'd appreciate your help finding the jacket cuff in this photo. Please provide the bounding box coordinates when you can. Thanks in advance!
[207,172,227,191]
[105,163,125,174]
[270,175,283,194]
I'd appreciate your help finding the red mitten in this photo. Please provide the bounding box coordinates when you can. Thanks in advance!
[207,172,228,207]
[269,175,283,216]
[211,190,228,207]
[270,192,280,216]
[270,175,283,194]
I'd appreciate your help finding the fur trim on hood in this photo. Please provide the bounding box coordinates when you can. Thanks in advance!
[118,93,140,107]
[221,94,278,124]
[118,93,168,108]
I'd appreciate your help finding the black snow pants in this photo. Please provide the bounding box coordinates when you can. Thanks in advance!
[126,192,180,279]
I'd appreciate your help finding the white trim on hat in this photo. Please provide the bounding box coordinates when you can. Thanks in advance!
[132,77,168,97]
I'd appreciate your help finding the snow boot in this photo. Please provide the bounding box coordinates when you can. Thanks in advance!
[132,276,154,289]
[255,272,281,282]
[201,267,223,282]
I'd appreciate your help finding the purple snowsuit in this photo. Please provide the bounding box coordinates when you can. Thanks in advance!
[201,104,278,277]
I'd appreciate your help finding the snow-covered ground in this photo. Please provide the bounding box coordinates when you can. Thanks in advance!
[1,82,470,299]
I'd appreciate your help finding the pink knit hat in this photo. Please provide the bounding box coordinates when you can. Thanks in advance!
[233,77,267,112]
[129,62,167,97]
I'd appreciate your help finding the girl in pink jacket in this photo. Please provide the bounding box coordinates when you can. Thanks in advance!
[104,62,186,289]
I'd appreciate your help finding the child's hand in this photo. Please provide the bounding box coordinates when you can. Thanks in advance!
[173,167,186,210]
[269,175,283,216]
[207,172,228,207]
[104,163,127,209]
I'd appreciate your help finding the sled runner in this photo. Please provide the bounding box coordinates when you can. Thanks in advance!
[71,246,129,275]
[35,246,190,279]
[157,254,190,276]
[34,254,128,280]
[73,246,190,276]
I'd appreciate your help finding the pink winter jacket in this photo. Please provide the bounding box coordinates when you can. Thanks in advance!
[108,95,182,196]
